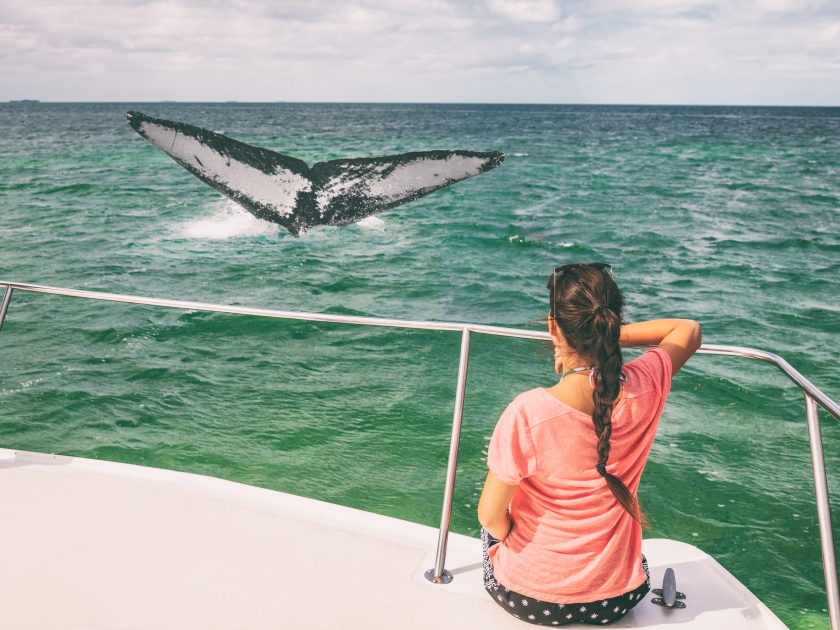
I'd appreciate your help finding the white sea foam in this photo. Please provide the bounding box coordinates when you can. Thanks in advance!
[178,202,279,239]
[357,216,386,231]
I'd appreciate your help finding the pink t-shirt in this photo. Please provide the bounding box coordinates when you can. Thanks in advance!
[487,348,672,603]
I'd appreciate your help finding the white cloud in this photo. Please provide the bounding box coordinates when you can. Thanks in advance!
[489,0,561,22]
[0,0,837,104]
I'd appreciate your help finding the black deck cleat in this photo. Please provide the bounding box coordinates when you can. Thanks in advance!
[651,568,687,609]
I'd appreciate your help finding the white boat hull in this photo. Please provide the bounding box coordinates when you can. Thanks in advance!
[0,449,786,629]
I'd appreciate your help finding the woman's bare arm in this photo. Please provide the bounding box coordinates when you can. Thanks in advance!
[477,471,517,540]
[620,319,702,375]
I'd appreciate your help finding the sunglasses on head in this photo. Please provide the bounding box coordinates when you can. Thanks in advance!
[550,262,614,318]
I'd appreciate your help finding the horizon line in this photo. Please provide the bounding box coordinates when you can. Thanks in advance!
[4,100,840,108]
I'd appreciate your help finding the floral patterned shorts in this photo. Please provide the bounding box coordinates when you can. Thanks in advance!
[481,528,650,626]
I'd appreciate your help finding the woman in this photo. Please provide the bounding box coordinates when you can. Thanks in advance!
[477,263,701,626]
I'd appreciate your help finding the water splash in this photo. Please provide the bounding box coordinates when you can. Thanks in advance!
[177,201,280,239]
[357,216,386,231]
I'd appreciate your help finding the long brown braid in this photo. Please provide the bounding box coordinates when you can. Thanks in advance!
[548,263,647,526]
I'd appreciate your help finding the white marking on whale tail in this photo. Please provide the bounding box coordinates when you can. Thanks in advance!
[138,120,310,219]
[178,201,280,239]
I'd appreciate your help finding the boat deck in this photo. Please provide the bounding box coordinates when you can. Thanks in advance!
[0,448,786,629]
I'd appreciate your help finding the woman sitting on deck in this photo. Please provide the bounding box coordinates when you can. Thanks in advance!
[477,263,701,626]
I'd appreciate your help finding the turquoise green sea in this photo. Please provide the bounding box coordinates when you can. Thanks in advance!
[1,103,839,628]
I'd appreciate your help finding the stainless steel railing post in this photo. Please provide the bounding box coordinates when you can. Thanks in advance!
[425,327,472,584]
[805,394,840,630]
[0,286,13,334]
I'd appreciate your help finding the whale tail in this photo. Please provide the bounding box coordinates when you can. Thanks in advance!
[127,110,504,236]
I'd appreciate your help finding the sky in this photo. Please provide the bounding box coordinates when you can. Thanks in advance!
[0,0,838,105]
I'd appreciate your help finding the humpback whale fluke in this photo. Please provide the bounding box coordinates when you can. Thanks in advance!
[126,111,505,236]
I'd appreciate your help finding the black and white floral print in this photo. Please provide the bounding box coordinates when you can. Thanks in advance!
[482,527,502,591]
[481,528,651,626]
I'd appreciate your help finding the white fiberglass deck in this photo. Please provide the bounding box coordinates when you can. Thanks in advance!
[0,449,785,629]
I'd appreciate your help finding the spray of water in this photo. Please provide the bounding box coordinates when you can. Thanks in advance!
[178,201,280,239]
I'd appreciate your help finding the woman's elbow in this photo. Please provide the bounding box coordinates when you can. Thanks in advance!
[477,500,505,531]
[679,319,702,352]
[478,507,510,535]
[690,320,702,352]
[477,503,493,529]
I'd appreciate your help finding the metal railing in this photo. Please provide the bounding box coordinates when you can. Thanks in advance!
[1,281,839,626]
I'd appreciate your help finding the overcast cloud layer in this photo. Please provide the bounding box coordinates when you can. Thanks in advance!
[1,0,838,104]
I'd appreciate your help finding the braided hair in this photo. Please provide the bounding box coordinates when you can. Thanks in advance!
[548,263,647,526]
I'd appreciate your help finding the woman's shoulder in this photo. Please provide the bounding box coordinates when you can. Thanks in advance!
[502,388,574,429]
[510,387,551,405]
[507,387,560,412]
[623,348,673,396]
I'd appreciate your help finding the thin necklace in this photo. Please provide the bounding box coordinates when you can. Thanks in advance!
[559,365,593,382]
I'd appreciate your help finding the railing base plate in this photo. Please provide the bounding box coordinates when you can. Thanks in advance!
[424,569,453,584]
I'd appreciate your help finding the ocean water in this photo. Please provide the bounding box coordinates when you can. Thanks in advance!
[1,102,839,628]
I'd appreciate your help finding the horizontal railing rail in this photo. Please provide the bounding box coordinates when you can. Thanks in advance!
[0,281,836,420]
[1,280,838,628]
